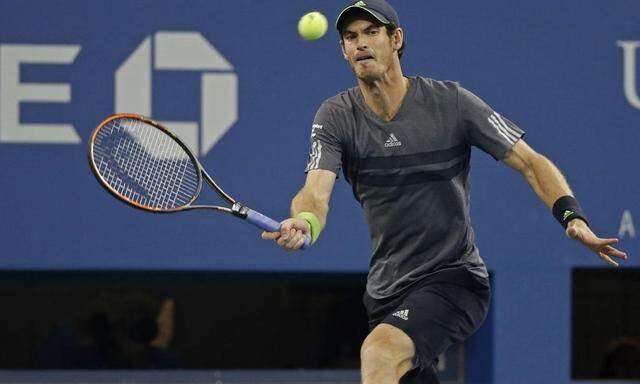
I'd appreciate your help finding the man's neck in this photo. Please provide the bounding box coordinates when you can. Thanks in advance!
[358,66,408,122]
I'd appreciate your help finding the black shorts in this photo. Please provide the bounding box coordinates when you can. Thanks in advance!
[362,266,491,384]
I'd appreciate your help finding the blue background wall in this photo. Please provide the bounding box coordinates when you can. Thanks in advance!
[1,1,638,383]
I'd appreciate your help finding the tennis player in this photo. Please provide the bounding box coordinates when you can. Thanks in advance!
[262,1,628,382]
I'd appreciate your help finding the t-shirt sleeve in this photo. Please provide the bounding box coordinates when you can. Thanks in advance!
[458,86,525,160]
[305,102,344,176]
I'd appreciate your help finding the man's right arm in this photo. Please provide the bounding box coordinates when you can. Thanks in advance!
[261,169,337,251]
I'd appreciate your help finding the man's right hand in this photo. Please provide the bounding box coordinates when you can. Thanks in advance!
[261,217,311,251]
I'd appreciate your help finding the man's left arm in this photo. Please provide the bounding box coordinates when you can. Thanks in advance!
[502,139,628,266]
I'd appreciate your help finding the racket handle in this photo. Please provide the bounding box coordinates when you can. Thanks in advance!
[245,208,311,250]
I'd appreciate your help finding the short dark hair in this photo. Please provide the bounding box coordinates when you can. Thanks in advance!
[385,23,406,60]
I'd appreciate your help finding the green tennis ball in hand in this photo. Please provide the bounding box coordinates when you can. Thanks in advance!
[298,11,328,40]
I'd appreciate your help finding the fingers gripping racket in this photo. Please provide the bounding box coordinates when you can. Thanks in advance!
[88,114,310,248]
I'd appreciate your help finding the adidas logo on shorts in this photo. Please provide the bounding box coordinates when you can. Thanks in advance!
[392,309,409,320]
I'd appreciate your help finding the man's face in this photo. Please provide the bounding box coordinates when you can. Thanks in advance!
[341,18,399,82]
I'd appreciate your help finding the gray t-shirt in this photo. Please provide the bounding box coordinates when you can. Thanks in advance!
[306,77,525,299]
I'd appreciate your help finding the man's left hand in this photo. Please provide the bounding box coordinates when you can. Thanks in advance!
[566,219,628,267]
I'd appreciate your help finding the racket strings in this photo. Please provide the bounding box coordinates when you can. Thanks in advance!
[92,118,200,210]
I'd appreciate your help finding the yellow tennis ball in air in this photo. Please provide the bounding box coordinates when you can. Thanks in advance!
[298,11,328,41]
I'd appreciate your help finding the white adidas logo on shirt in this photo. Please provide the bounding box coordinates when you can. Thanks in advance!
[384,133,402,148]
[392,309,409,320]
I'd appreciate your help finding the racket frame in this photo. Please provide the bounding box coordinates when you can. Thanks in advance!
[88,113,309,247]
[89,113,240,216]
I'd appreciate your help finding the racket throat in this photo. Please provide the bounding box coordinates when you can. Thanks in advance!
[231,202,249,218]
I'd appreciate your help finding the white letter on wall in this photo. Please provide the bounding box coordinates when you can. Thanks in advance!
[0,44,81,143]
[619,210,636,238]
[617,41,640,110]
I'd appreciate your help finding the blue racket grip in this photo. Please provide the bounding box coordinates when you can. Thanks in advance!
[246,208,311,250]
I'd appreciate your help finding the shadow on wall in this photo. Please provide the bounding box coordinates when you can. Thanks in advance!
[599,337,640,379]
[35,292,179,369]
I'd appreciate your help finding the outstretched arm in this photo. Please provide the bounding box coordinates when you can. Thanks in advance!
[261,169,336,251]
[502,140,628,266]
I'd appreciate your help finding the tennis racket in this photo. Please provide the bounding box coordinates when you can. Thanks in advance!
[88,113,309,248]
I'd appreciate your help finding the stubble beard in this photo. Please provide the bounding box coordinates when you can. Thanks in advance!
[351,60,387,85]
